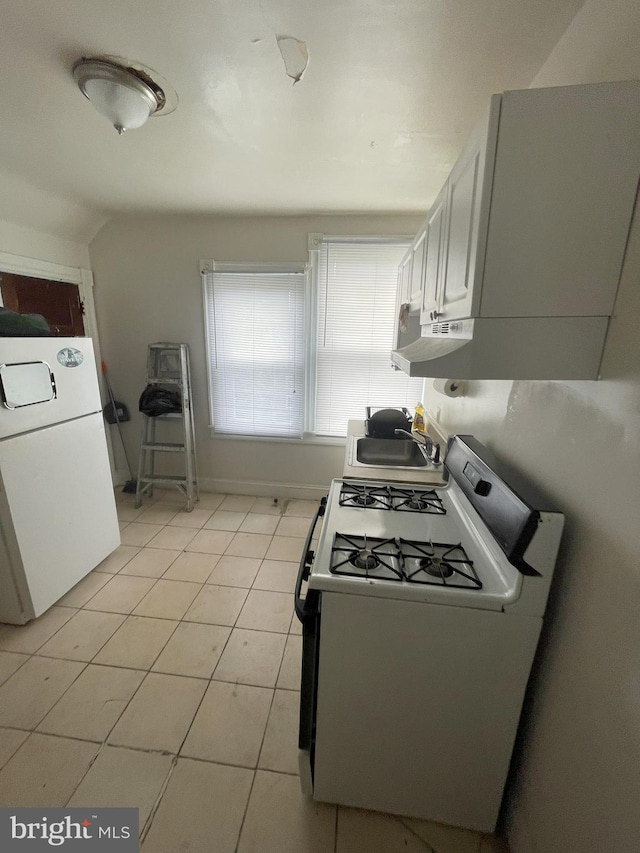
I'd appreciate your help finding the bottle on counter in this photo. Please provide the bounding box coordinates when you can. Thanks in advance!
[413,402,426,434]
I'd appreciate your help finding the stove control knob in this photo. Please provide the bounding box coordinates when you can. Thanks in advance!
[474,480,491,496]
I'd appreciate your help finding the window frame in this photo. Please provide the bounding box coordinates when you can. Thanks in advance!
[201,236,418,443]
[202,259,334,444]
[305,233,417,438]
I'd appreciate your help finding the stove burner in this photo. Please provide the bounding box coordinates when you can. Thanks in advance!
[400,539,481,589]
[350,549,381,571]
[407,497,431,511]
[331,534,403,581]
[352,493,377,507]
[390,488,446,515]
[418,555,454,578]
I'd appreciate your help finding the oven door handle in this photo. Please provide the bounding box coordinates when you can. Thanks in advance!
[294,496,327,624]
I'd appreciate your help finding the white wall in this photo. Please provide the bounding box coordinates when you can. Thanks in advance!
[89,213,422,496]
[0,169,106,265]
[422,2,640,850]
[0,217,90,270]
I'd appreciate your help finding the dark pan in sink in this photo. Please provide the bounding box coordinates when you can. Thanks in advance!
[356,438,427,468]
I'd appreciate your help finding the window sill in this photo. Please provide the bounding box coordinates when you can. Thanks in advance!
[208,428,346,447]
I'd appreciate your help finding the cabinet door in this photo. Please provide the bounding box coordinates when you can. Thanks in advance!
[393,252,412,349]
[420,184,447,325]
[481,82,640,317]
[408,227,427,305]
[439,96,500,321]
[398,252,411,305]
[0,272,85,336]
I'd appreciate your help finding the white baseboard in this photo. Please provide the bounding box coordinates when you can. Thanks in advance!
[199,477,329,500]
[111,473,329,500]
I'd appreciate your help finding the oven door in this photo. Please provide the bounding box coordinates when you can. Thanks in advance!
[294,497,326,794]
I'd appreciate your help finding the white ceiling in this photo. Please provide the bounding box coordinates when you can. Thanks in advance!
[0,0,585,241]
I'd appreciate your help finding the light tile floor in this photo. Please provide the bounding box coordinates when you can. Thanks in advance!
[0,487,510,853]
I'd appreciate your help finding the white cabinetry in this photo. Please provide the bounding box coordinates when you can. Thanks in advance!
[391,80,640,379]
[394,227,427,349]
[397,230,425,313]
[397,252,411,306]
[408,229,426,306]
[438,98,499,322]
[408,80,640,325]
[480,83,637,318]
[392,251,413,351]
[419,183,447,325]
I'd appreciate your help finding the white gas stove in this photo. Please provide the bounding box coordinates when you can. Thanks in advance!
[309,479,530,611]
[296,435,564,832]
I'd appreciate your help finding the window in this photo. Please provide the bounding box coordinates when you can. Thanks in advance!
[202,239,422,440]
[203,266,306,438]
[312,238,423,436]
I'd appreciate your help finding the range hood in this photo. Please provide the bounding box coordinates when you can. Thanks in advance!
[390,316,610,380]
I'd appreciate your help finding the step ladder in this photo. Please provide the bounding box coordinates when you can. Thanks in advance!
[135,343,199,511]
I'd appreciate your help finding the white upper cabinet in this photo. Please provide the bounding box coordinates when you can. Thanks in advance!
[410,80,640,325]
[398,251,411,306]
[392,250,413,350]
[408,228,427,306]
[439,98,500,322]
[480,82,639,318]
[420,183,447,325]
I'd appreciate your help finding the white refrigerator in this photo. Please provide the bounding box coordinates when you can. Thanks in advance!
[0,337,120,624]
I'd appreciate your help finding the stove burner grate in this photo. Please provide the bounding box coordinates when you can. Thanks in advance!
[390,488,446,515]
[400,539,481,589]
[339,483,391,510]
[331,534,402,581]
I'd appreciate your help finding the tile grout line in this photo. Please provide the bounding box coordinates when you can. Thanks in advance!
[394,815,438,852]
[138,753,179,845]
[0,651,31,688]
[63,738,110,811]
[233,767,258,853]
[6,721,304,774]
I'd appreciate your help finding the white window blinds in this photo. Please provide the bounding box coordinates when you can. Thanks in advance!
[204,270,306,438]
[314,240,423,437]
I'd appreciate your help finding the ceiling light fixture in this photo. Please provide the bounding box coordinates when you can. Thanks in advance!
[73,57,169,135]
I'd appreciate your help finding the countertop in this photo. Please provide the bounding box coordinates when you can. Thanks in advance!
[342,419,448,485]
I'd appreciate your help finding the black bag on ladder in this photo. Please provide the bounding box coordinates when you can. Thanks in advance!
[138,384,182,417]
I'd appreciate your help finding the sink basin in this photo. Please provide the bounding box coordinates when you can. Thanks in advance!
[354,437,428,468]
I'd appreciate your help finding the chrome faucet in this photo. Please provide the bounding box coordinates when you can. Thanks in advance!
[394,428,426,444]
[394,429,441,465]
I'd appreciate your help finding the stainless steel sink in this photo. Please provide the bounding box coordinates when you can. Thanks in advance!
[354,437,428,468]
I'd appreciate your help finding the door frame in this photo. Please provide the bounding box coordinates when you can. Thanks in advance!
[0,250,117,483]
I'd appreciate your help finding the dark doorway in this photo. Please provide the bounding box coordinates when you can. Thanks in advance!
[0,271,86,336]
